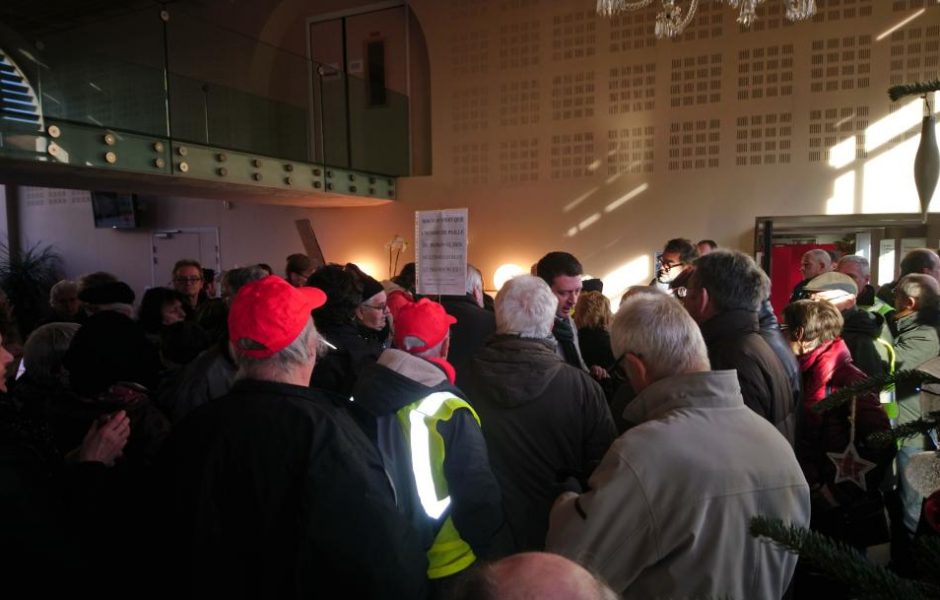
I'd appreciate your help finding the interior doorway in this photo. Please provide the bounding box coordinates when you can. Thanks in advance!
[151,228,221,289]
[755,214,940,317]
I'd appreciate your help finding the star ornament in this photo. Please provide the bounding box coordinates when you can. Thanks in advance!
[827,443,877,491]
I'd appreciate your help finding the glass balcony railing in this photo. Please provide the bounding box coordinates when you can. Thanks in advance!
[0,3,411,176]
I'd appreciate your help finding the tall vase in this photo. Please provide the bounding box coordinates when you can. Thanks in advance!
[914,99,939,223]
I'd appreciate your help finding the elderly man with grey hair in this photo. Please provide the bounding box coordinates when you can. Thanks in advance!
[157,265,271,423]
[679,250,798,445]
[547,293,809,599]
[158,275,427,599]
[789,248,832,303]
[463,275,615,554]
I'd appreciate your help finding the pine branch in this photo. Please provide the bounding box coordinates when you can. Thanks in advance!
[889,80,940,102]
[867,412,940,448]
[812,370,940,414]
[749,517,939,600]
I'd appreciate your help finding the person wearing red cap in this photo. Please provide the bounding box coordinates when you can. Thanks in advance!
[351,297,504,598]
[156,276,428,599]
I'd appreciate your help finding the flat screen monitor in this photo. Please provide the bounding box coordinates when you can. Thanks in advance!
[91,191,138,229]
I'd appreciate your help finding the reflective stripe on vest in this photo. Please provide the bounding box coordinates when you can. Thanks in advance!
[409,391,455,519]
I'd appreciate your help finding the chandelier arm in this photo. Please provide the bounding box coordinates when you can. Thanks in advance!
[596,0,656,16]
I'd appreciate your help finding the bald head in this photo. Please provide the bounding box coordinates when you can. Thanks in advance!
[454,552,618,600]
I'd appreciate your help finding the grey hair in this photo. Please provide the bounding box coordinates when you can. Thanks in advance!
[401,334,448,359]
[803,249,832,270]
[234,317,319,379]
[23,322,81,385]
[223,266,269,296]
[896,273,940,311]
[837,254,870,277]
[49,279,78,306]
[692,250,770,312]
[611,293,710,382]
[466,264,484,295]
[495,275,556,338]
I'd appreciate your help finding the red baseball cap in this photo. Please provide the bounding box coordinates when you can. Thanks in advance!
[228,276,327,358]
[393,298,457,354]
[386,289,414,322]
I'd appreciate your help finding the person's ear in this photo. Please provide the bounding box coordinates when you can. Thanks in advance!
[623,353,651,392]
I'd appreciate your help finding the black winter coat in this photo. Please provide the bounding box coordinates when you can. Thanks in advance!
[463,335,616,553]
[841,307,888,379]
[440,294,496,389]
[156,379,428,599]
[701,309,798,446]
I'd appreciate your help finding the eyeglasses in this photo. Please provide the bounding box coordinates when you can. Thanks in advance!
[362,303,389,312]
[672,286,688,299]
[175,277,202,283]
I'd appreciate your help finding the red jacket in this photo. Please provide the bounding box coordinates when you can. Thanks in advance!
[796,338,894,501]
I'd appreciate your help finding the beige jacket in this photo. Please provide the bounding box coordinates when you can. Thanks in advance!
[546,370,810,599]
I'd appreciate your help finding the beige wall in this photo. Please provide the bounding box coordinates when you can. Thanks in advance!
[10,1,940,301]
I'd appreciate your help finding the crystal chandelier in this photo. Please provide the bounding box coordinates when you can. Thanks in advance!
[596,0,817,39]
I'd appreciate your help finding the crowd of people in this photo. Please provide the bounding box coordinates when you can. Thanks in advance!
[0,240,937,599]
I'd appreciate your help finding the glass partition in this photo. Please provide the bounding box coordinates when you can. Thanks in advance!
[0,3,412,176]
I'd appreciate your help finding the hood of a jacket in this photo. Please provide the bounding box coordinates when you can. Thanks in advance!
[841,306,884,337]
[469,334,566,408]
[351,349,462,416]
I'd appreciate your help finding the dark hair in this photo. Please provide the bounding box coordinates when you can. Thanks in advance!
[663,238,699,265]
[307,264,362,328]
[692,250,769,312]
[202,268,216,283]
[536,251,583,286]
[138,287,188,334]
[256,263,274,276]
[696,239,718,251]
[222,266,268,299]
[392,262,416,291]
[173,259,202,277]
[286,253,312,275]
[900,248,939,277]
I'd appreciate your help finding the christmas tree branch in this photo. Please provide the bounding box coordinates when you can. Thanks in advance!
[867,412,940,448]
[889,80,940,102]
[812,370,940,414]
[749,517,939,600]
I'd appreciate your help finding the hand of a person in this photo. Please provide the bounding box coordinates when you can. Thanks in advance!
[590,365,610,380]
[78,410,130,466]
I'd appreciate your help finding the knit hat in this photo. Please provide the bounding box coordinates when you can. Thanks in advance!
[228,276,327,358]
[393,298,456,354]
[360,275,385,303]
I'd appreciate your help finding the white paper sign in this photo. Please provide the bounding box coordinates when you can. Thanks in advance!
[415,208,468,296]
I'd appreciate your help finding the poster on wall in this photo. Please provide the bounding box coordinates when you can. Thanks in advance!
[415,208,467,296]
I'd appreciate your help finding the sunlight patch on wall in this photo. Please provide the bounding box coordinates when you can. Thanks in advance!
[861,133,926,214]
[602,255,650,302]
[828,136,857,170]
[604,183,649,213]
[563,187,599,213]
[865,100,923,154]
[824,172,856,215]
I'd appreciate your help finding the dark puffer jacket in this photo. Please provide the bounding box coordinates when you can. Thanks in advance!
[700,309,798,446]
[841,307,888,379]
[462,335,616,553]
